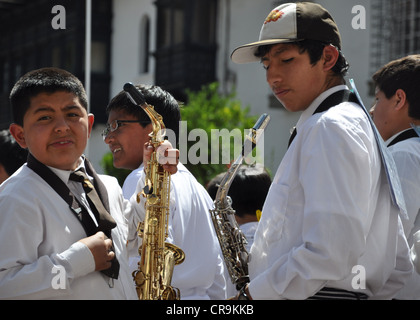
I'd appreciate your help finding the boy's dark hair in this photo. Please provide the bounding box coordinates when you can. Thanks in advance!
[372,54,420,120]
[254,39,349,77]
[0,129,28,176]
[10,67,88,126]
[206,163,272,218]
[106,84,181,146]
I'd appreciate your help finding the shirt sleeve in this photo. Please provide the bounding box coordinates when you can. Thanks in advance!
[0,198,95,299]
[370,216,413,299]
[390,146,420,242]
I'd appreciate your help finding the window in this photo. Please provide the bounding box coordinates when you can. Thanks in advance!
[139,15,150,74]
[91,41,106,73]
[155,0,217,99]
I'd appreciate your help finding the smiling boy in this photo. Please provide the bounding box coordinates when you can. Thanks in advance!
[102,84,227,300]
[0,67,140,299]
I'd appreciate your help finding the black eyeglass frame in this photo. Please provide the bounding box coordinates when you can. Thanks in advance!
[101,120,150,139]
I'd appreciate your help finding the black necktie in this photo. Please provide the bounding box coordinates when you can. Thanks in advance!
[69,169,120,279]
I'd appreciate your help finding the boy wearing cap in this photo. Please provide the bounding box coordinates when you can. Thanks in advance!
[231,2,412,300]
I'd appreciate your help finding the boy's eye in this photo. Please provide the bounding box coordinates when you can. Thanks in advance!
[38,115,51,121]
[282,58,294,63]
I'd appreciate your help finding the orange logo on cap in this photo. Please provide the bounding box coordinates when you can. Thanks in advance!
[264,10,284,24]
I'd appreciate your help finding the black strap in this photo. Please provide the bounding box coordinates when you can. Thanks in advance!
[27,153,119,279]
[388,129,419,147]
[313,90,359,115]
[308,287,368,300]
[288,90,359,148]
[288,127,297,148]
[27,153,93,231]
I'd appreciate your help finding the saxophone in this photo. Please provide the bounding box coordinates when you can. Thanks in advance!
[124,83,185,300]
[210,114,270,291]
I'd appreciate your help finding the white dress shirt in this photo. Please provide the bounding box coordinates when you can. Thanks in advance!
[130,162,227,300]
[122,164,144,200]
[0,159,138,299]
[240,221,258,253]
[248,85,412,300]
[386,133,420,299]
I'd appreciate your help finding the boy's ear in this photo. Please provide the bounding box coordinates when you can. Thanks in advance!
[394,89,407,110]
[322,45,339,72]
[9,123,27,149]
[87,113,95,138]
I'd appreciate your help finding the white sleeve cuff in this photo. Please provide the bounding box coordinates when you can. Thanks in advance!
[56,241,95,279]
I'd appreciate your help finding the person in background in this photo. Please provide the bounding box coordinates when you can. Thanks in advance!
[103,84,227,299]
[206,163,271,297]
[229,2,412,300]
[104,85,180,199]
[0,129,28,184]
[206,163,271,252]
[370,54,420,299]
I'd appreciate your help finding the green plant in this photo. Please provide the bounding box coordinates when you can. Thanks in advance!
[100,152,131,186]
[180,82,258,186]
[101,82,259,188]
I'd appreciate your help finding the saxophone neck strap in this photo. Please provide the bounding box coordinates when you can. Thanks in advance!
[26,153,116,234]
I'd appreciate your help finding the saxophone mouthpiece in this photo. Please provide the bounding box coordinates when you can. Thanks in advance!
[124,82,146,106]
[253,113,270,131]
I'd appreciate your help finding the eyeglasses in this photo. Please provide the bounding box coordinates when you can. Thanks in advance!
[101,119,150,139]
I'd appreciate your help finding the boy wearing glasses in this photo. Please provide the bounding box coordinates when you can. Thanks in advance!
[104,85,180,199]
[102,118,152,198]
[103,84,227,300]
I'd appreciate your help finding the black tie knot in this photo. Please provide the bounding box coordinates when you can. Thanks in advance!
[70,170,93,191]
[69,168,119,279]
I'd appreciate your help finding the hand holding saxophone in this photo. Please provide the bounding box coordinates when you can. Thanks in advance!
[143,140,179,175]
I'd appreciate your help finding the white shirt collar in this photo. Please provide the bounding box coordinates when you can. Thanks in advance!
[48,156,86,184]
[296,85,349,131]
[385,128,414,147]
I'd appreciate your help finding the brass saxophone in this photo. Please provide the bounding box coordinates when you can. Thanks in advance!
[124,83,185,300]
[210,114,270,291]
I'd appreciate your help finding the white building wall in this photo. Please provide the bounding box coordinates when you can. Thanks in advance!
[90,0,156,174]
[220,0,300,173]
[92,0,373,177]
[110,0,155,96]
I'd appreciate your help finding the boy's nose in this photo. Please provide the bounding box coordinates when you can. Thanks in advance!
[54,117,70,133]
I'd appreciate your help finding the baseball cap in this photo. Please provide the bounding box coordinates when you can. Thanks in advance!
[231,2,342,64]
